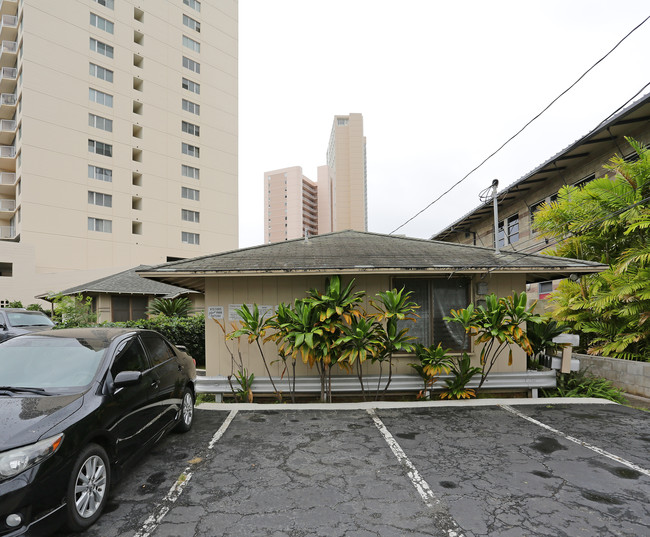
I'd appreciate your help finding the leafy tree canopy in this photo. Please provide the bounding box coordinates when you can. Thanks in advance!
[534,137,650,361]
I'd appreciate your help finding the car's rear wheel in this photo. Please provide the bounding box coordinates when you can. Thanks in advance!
[175,387,194,433]
[66,443,110,532]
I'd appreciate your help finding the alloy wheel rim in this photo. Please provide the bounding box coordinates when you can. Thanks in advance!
[75,455,107,518]
[183,392,193,425]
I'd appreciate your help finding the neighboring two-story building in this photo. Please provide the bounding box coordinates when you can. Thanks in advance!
[431,93,650,302]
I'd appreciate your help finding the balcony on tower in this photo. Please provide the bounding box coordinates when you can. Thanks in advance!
[0,40,16,67]
[0,14,17,42]
[0,92,15,119]
[0,1,18,18]
[0,66,16,92]
[0,118,15,143]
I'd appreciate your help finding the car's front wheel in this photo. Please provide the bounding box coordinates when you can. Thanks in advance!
[66,443,111,532]
[175,387,194,433]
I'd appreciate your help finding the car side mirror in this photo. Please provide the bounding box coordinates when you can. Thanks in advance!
[113,370,142,388]
[0,324,6,331]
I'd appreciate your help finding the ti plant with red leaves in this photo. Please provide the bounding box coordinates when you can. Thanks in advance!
[445,292,541,391]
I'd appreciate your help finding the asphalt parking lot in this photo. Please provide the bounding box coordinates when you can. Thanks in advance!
[55,399,650,537]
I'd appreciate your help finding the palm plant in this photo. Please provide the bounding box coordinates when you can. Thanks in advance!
[440,354,482,399]
[445,293,541,391]
[147,297,192,317]
[227,304,281,402]
[409,343,453,399]
[371,287,418,398]
[336,316,383,400]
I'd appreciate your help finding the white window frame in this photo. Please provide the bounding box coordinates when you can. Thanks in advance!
[183,14,200,32]
[182,56,200,74]
[182,98,200,115]
[181,209,200,223]
[181,231,200,245]
[88,190,112,207]
[183,0,201,12]
[88,139,112,157]
[89,87,113,107]
[181,164,199,179]
[497,213,519,247]
[182,35,200,53]
[182,77,200,94]
[89,113,112,132]
[92,0,114,9]
[89,62,113,83]
[182,120,200,136]
[90,13,114,34]
[90,38,114,59]
[182,142,199,158]
[181,186,200,201]
[88,217,112,233]
[88,164,112,182]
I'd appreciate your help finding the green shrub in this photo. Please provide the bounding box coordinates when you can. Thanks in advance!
[55,313,206,367]
[543,370,627,404]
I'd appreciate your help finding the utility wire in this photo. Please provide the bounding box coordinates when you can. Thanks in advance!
[390,14,650,235]
[484,194,650,275]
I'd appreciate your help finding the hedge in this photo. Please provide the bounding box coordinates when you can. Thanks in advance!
[55,314,206,367]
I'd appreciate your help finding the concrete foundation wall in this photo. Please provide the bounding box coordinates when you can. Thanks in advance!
[575,353,650,398]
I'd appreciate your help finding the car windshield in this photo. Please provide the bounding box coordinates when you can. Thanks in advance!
[0,336,107,390]
[6,312,55,327]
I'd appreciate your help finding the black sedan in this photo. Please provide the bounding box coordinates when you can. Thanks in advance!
[0,328,197,536]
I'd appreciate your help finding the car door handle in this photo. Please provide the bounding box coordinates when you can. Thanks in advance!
[151,380,160,388]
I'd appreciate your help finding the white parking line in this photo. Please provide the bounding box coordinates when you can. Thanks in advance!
[133,409,238,537]
[367,409,465,537]
[500,404,650,478]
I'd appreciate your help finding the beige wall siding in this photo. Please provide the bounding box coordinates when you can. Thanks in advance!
[443,128,650,252]
[0,0,238,305]
[204,272,527,378]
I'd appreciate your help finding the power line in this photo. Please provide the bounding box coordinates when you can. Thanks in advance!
[390,14,650,235]
[485,194,650,275]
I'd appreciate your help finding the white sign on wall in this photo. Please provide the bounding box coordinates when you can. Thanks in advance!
[228,304,275,322]
[207,306,224,320]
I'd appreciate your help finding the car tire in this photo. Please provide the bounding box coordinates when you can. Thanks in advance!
[66,443,111,532]
[175,387,194,433]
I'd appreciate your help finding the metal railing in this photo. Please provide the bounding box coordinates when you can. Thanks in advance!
[0,225,15,238]
[0,40,15,53]
[0,144,14,157]
[0,66,16,80]
[0,198,14,211]
[0,92,14,106]
[0,15,17,29]
[197,371,558,401]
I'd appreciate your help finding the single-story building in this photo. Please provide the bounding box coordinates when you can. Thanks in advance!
[37,265,203,322]
[138,231,606,379]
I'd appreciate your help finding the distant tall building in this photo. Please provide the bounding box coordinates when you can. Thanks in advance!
[264,166,318,243]
[264,113,366,243]
[0,0,239,305]
[322,113,367,232]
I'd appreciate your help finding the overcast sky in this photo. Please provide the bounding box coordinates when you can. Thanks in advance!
[238,0,650,248]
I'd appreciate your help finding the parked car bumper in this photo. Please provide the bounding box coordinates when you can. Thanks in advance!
[0,459,70,537]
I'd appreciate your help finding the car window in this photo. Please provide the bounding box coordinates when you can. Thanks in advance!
[6,312,54,327]
[141,334,175,366]
[111,338,148,376]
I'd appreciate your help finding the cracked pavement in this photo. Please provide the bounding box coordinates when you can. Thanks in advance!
[54,402,650,537]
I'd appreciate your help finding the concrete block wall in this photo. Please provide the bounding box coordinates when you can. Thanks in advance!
[575,353,650,398]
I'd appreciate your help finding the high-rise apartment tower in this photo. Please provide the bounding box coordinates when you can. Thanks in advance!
[263,113,366,243]
[0,0,238,305]
[264,166,317,243]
